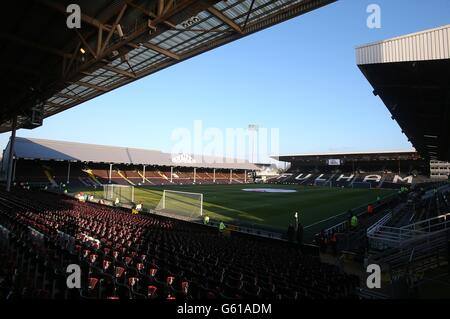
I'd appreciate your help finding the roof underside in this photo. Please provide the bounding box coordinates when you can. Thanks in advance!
[0,0,336,133]
[274,150,422,163]
[9,137,259,170]
[357,25,450,162]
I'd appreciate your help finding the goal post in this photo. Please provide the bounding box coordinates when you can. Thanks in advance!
[156,190,204,219]
[103,184,135,204]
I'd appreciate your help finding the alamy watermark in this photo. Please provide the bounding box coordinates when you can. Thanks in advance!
[366,264,381,289]
[367,4,382,29]
[66,4,81,29]
[170,120,280,164]
[66,264,81,289]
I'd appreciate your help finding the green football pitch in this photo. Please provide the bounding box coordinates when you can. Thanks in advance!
[76,184,395,231]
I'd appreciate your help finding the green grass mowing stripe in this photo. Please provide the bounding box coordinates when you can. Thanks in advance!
[73,185,395,230]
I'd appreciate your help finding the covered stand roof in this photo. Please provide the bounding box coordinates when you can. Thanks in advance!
[7,137,259,170]
[357,24,450,162]
[0,0,336,132]
[273,150,421,163]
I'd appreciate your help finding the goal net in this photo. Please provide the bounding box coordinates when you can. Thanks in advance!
[103,184,134,204]
[155,190,203,219]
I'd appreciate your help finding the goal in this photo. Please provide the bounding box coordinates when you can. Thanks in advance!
[103,184,135,204]
[155,190,203,219]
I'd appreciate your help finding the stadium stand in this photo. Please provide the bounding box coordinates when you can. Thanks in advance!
[270,151,431,189]
[0,189,359,300]
[6,138,256,189]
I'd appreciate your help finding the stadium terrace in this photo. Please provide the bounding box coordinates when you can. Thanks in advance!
[2,137,257,188]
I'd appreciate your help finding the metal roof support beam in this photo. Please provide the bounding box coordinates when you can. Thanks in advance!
[76,29,97,58]
[162,0,175,16]
[72,81,108,92]
[97,25,104,57]
[158,0,165,16]
[101,4,128,54]
[6,116,17,192]
[64,42,81,77]
[207,7,243,34]
[142,43,180,60]
[45,101,63,108]
[69,0,196,80]
[101,65,136,78]
[149,0,197,28]
[55,92,82,101]
[242,0,256,31]
[124,0,176,28]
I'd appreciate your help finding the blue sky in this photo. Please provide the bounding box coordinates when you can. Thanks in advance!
[1,0,449,161]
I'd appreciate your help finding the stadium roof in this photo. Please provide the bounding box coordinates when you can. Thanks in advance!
[6,137,259,170]
[273,150,422,162]
[0,0,336,133]
[357,24,450,162]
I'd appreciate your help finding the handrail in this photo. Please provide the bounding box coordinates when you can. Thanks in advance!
[317,192,399,237]
[367,212,392,235]
[408,248,415,263]
[401,212,450,230]
[371,232,448,267]
[368,211,450,247]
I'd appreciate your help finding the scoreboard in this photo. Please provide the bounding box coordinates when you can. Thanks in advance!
[327,159,342,166]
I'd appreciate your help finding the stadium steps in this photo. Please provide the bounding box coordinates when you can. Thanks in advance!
[327,173,336,184]
[42,166,58,187]
[117,170,135,186]
[81,169,102,186]
[158,171,169,180]
[369,226,450,278]
[205,172,215,182]
[137,171,154,185]
[378,174,388,189]
[349,174,359,188]
[77,177,91,187]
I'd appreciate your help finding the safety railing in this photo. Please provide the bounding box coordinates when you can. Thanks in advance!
[368,213,450,248]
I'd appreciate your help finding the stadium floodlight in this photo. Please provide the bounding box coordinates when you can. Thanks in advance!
[248,124,259,163]
[156,190,203,220]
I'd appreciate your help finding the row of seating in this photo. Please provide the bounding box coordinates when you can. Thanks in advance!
[0,189,359,299]
[14,161,250,188]
[269,171,429,189]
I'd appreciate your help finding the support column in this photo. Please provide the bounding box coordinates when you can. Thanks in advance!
[143,165,146,184]
[170,167,173,183]
[109,163,113,184]
[6,116,17,192]
[229,169,232,184]
[213,168,216,183]
[244,170,247,183]
[12,158,17,183]
[66,161,71,185]
[193,168,196,183]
